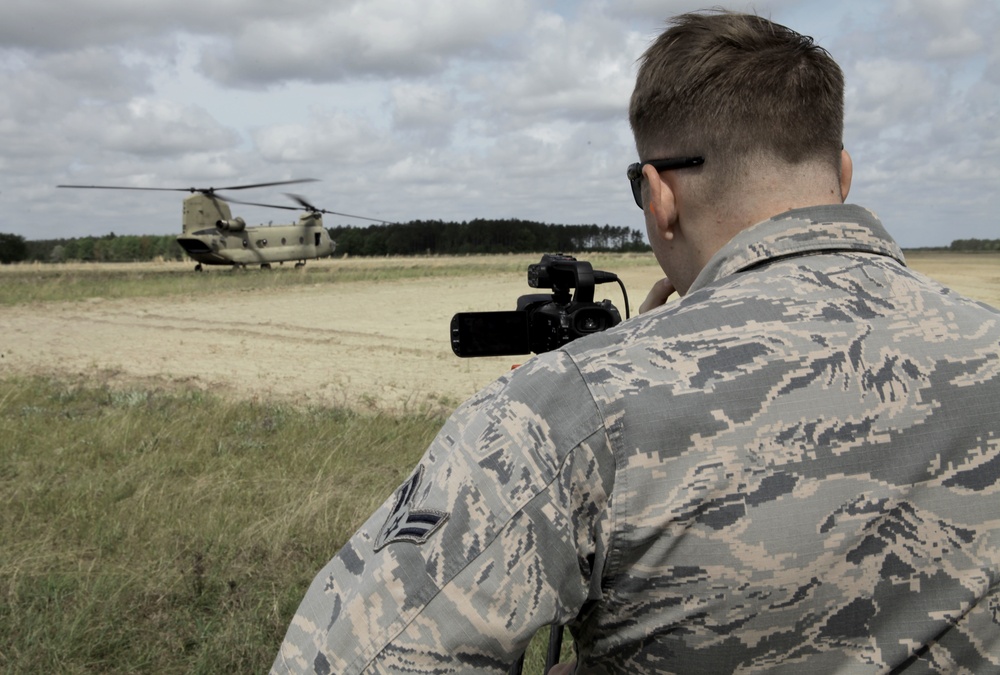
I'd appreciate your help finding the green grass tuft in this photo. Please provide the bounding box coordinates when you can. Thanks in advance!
[0,376,569,672]
[0,376,443,673]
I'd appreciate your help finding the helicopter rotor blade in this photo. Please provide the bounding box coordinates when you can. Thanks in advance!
[223,192,393,224]
[57,185,195,192]
[217,195,301,211]
[286,193,319,212]
[90,183,397,225]
[284,193,393,224]
[57,178,319,195]
[211,178,320,192]
[318,210,393,224]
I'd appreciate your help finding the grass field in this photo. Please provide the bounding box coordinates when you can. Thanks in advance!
[0,377,441,673]
[1,251,997,673]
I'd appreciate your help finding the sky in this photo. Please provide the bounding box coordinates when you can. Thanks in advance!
[0,0,997,248]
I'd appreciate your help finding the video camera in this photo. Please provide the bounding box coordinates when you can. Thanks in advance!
[450,253,628,357]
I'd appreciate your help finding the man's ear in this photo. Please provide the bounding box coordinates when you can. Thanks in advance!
[840,148,853,201]
[642,163,677,240]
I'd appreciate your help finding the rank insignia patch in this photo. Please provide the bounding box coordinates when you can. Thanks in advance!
[374,465,448,551]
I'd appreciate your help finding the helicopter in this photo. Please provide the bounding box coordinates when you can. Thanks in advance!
[56,179,391,271]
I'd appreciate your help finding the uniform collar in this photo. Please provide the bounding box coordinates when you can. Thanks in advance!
[688,204,906,294]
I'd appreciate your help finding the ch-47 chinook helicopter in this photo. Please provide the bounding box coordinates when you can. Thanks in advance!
[57,179,391,271]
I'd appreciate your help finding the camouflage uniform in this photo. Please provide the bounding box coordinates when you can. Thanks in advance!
[273,204,1000,674]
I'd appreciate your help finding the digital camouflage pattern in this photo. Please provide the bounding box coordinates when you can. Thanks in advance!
[273,204,1000,674]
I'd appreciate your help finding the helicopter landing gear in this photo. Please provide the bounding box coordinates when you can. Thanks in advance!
[194,264,203,272]
[260,263,272,270]
[295,261,306,269]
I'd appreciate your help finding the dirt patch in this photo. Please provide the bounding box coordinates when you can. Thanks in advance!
[0,260,662,413]
[2,253,996,413]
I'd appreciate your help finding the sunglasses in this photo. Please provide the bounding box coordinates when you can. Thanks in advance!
[627,157,705,208]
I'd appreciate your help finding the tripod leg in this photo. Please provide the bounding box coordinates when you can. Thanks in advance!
[544,625,564,672]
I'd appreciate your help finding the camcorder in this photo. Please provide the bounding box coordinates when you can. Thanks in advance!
[450,253,629,357]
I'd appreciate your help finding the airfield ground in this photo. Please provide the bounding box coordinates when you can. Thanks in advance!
[0,255,665,413]
[1,252,997,413]
[0,250,997,674]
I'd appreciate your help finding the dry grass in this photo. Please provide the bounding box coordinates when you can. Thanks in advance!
[0,250,996,673]
[903,251,1000,306]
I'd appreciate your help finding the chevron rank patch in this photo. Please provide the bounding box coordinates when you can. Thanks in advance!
[374,465,448,551]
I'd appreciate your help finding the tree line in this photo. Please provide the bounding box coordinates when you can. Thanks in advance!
[950,238,1000,252]
[6,223,997,265]
[11,233,187,264]
[327,219,649,256]
[0,219,650,263]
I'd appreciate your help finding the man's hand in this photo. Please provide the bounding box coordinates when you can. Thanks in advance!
[547,661,576,674]
[639,277,676,314]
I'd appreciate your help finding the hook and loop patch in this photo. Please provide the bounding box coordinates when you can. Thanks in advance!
[374,465,449,551]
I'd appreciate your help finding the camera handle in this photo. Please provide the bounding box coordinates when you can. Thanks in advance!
[528,255,595,304]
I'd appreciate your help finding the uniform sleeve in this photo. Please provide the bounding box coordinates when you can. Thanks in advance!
[271,351,616,674]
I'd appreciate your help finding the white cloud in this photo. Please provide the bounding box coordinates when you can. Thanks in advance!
[846,58,939,130]
[486,10,635,125]
[198,0,532,86]
[62,98,240,157]
[0,0,324,53]
[892,0,995,58]
[0,0,996,246]
[390,83,458,145]
[253,109,395,169]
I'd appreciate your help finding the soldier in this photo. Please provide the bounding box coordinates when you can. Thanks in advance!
[273,10,1000,674]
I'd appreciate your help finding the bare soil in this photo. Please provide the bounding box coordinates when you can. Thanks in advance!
[1,253,996,413]
[0,258,663,413]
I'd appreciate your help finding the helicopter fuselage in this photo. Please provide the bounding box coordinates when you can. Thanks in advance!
[56,182,350,269]
[177,192,336,267]
[176,219,336,266]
